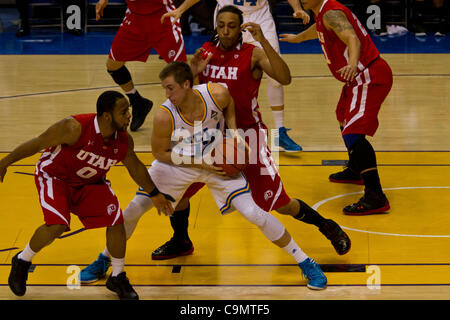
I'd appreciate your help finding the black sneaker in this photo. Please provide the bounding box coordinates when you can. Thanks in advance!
[8,252,32,296]
[415,23,427,37]
[16,24,30,37]
[130,98,153,131]
[151,238,194,260]
[374,24,388,36]
[319,220,351,255]
[344,189,390,216]
[329,167,364,185]
[106,272,139,300]
[435,20,447,37]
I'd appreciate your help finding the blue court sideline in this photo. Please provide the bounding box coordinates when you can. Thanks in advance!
[0,7,449,54]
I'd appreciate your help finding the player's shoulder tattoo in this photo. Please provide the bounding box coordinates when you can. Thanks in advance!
[323,10,353,33]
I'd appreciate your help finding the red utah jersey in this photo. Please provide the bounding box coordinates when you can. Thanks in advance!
[126,0,174,15]
[315,0,380,82]
[35,113,128,186]
[198,42,262,130]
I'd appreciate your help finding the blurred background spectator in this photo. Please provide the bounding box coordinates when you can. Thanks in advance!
[15,0,85,37]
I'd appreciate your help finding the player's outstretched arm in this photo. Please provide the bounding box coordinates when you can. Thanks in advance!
[95,0,108,21]
[323,10,361,82]
[122,134,174,216]
[279,23,318,43]
[0,117,81,182]
[160,0,200,24]
[287,0,310,23]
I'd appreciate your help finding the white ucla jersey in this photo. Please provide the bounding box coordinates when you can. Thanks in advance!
[160,83,225,158]
[217,0,268,13]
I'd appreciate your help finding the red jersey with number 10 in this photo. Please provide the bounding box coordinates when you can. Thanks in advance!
[315,0,380,83]
[198,42,262,130]
[35,113,128,186]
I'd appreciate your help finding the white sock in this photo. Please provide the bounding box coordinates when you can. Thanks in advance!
[282,238,308,264]
[272,110,284,129]
[18,243,36,262]
[125,87,136,95]
[111,257,125,277]
[102,248,111,259]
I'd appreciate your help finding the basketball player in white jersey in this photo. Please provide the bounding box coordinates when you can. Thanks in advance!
[162,0,309,152]
[81,61,327,290]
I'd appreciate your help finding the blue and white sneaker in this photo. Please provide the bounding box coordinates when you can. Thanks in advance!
[298,258,327,290]
[277,127,302,152]
[79,253,111,284]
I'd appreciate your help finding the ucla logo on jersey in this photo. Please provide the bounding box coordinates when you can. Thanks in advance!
[211,110,218,121]
[202,65,238,80]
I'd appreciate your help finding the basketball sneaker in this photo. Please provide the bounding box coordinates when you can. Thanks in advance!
[8,252,32,296]
[79,253,111,283]
[130,98,153,131]
[298,258,327,290]
[343,189,390,215]
[329,167,364,185]
[319,219,351,255]
[106,272,139,300]
[276,127,302,152]
[151,238,194,260]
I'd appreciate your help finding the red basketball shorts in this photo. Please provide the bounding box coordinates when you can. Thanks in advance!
[181,123,291,212]
[35,173,123,231]
[337,57,393,136]
[109,8,186,63]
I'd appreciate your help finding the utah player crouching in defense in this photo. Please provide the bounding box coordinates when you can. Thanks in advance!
[0,91,174,300]
[81,62,327,290]
[280,0,393,215]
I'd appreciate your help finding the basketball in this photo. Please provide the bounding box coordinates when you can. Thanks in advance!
[211,137,249,176]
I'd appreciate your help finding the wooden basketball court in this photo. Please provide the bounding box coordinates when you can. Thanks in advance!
[0,53,449,300]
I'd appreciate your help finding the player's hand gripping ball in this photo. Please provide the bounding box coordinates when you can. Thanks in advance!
[211,137,250,176]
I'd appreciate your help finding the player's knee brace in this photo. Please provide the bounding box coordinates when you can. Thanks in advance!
[123,195,153,239]
[267,78,284,107]
[107,65,132,86]
[232,194,285,242]
[348,136,377,173]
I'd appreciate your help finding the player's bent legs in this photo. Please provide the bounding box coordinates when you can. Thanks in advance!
[123,194,154,239]
[106,59,132,92]
[29,224,67,252]
[106,224,126,260]
[106,58,154,131]
[79,194,154,285]
[231,193,327,289]
[280,199,351,255]
[8,224,66,296]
